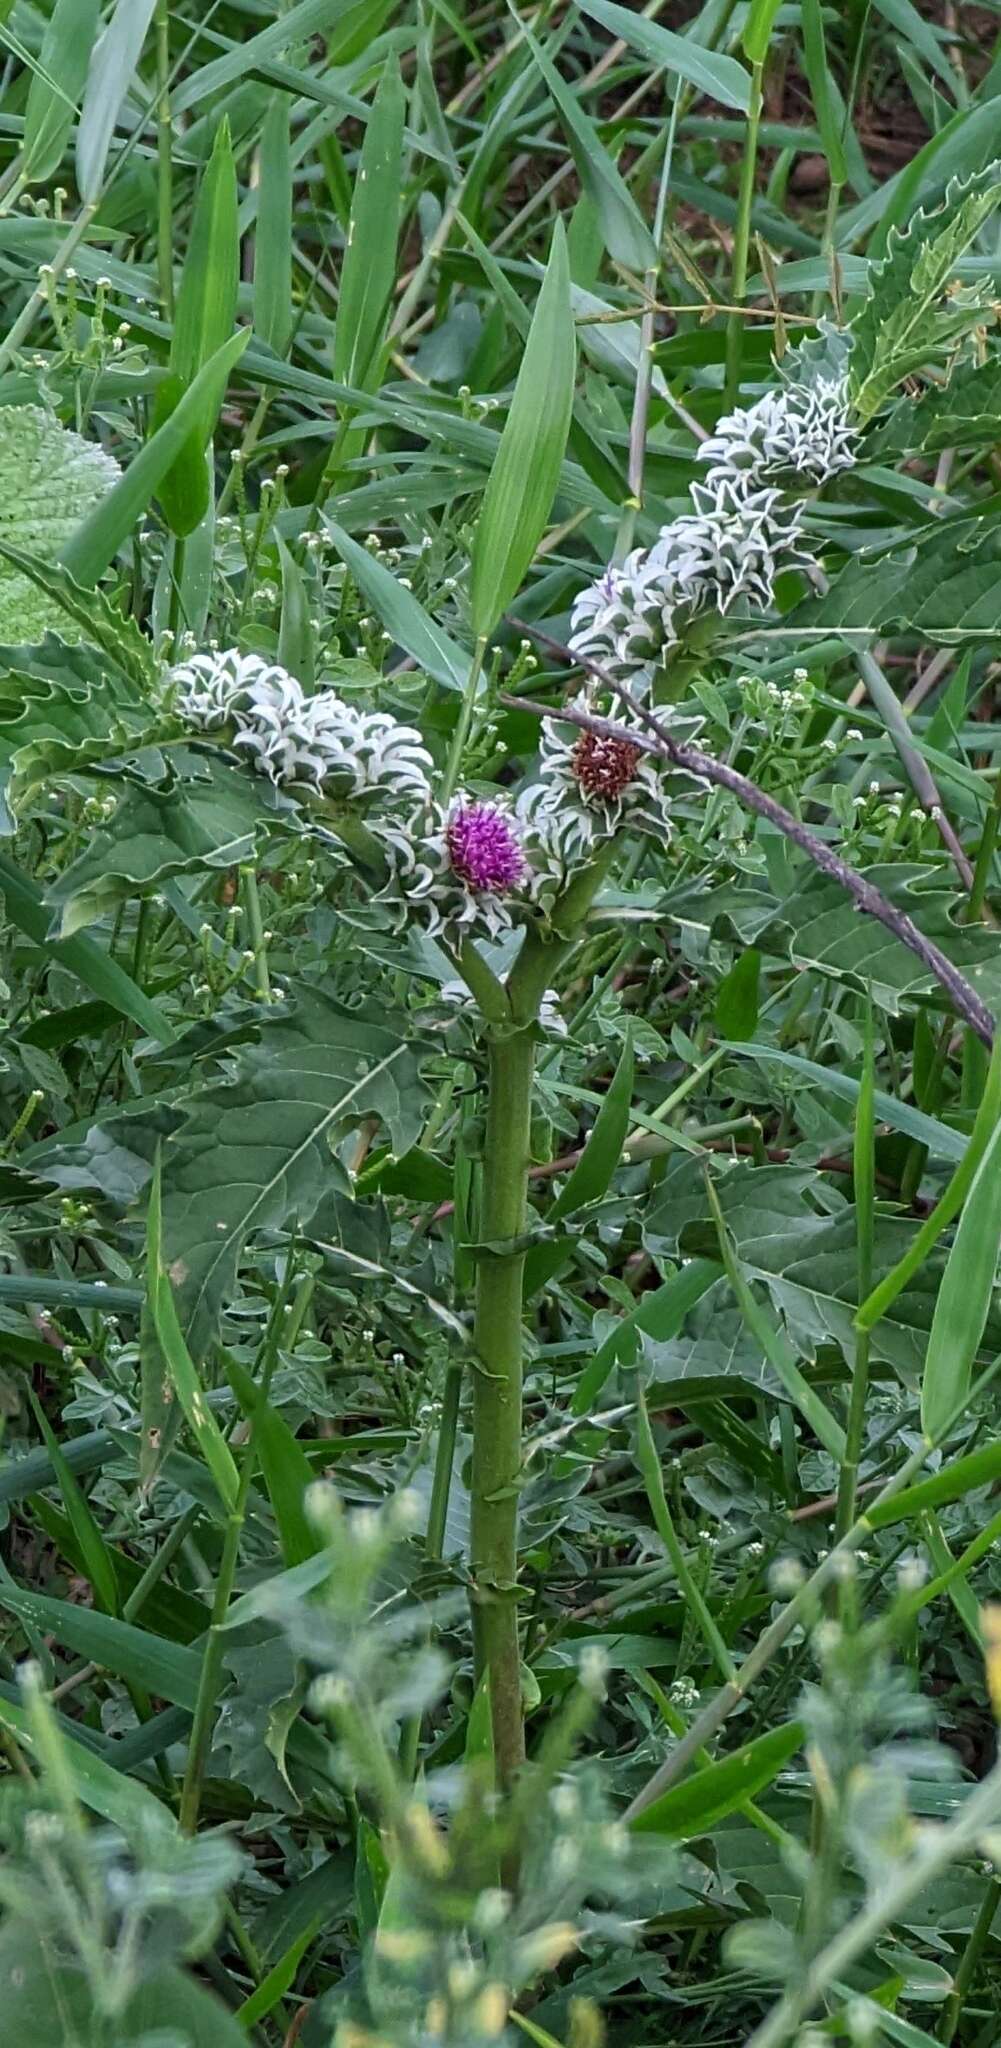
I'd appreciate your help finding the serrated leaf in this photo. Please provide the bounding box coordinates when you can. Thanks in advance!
[850,165,1001,418]
[47,758,285,935]
[161,989,431,1351]
[470,219,575,639]
[644,1159,1001,1379]
[0,558,156,683]
[0,849,174,1042]
[0,407,119,640]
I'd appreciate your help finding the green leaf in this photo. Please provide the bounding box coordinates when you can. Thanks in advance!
[850,165,1001,419]
[0,406,119,639]
[723,1042,969,1160]
[519,21,656,273]
[172,0,369,115]
[161,988,430,1351]
[332,56,404,394]
[23,0,100,184]
[0,1692,169,1830]
[575,0,750,112]
[155,118,239,536]
[704,1172,847,1460]
[75,0,157,201]
[858,1028,1001,1331]
[0,552,155,683]
[27,1390,118,1616]
[645,1158,995,1381]
[866,1437,1001,1529]
[549,1030,634,1222]
[571,1259,720,1416]
[226,1354,319,1568]
[714,948,761,1041]
[0,1931,247,2048]
[470,220,575,639]
[60,329,250,585]
[800,0,847,187]
[920,1119,1001,1442]
[742,0,783,64]
[255,92,293,357]
[631,1721,804,1837]
[0,1579,202,1707]
[324,517,470,690]
[148,1157,242,1509]
[47,760,280,936]
[0,850,174,1042]
[236,1923,315,2031]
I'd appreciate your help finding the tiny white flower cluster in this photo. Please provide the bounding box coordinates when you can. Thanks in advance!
[569,370,856,686]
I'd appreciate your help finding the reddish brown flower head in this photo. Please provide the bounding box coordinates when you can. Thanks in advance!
[570,729,642,803]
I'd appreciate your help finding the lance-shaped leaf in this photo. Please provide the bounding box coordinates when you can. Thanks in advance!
[332,55,404,393]
[470,220,575,639]
[520,17,656,272]
[153,119,239,536]
[576,0,750,112]
[921,1120,1001,1443]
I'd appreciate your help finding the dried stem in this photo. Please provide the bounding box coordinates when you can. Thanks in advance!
[504,623,996,1050]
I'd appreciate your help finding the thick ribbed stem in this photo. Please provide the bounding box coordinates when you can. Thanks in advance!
[470,1023,535,1790]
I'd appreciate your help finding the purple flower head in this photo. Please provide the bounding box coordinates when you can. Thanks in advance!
[446,800,526,894]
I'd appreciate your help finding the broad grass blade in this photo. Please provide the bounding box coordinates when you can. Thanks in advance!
[470,220,575,640]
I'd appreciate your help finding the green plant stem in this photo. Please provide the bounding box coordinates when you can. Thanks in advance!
[939,1877,1001,2043]
[240,865,271,1001]
[442,638,487,804]
[624,1342,1001,1824]
[969,766,1001,923]
[635,1383,735,1682]
[178,1491,246,1834]
[723,57,763,405]
[470,1019,535,1790]
[834,1005,875,1545]
[155,0,173,316]
[747,1759,1001,2048]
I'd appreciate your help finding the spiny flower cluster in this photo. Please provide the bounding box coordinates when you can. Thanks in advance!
[518,706,672,884]
[169,649,432,805]
[569,370,856,686]
[171,646,676,940]
[170,647,533,941]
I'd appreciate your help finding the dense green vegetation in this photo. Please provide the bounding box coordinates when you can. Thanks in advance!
[6,1,1001,2044]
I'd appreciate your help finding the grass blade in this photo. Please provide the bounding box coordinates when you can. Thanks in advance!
[470,219,575,640]
[146,1157,240,1512]
[60,329,249,583]
[920,1119,1001,1443]
[332,55,404,394]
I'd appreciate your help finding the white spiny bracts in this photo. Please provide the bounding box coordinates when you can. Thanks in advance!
[170,650,433,805]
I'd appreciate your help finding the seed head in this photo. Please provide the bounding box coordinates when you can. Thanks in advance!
[571,729,642,802]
